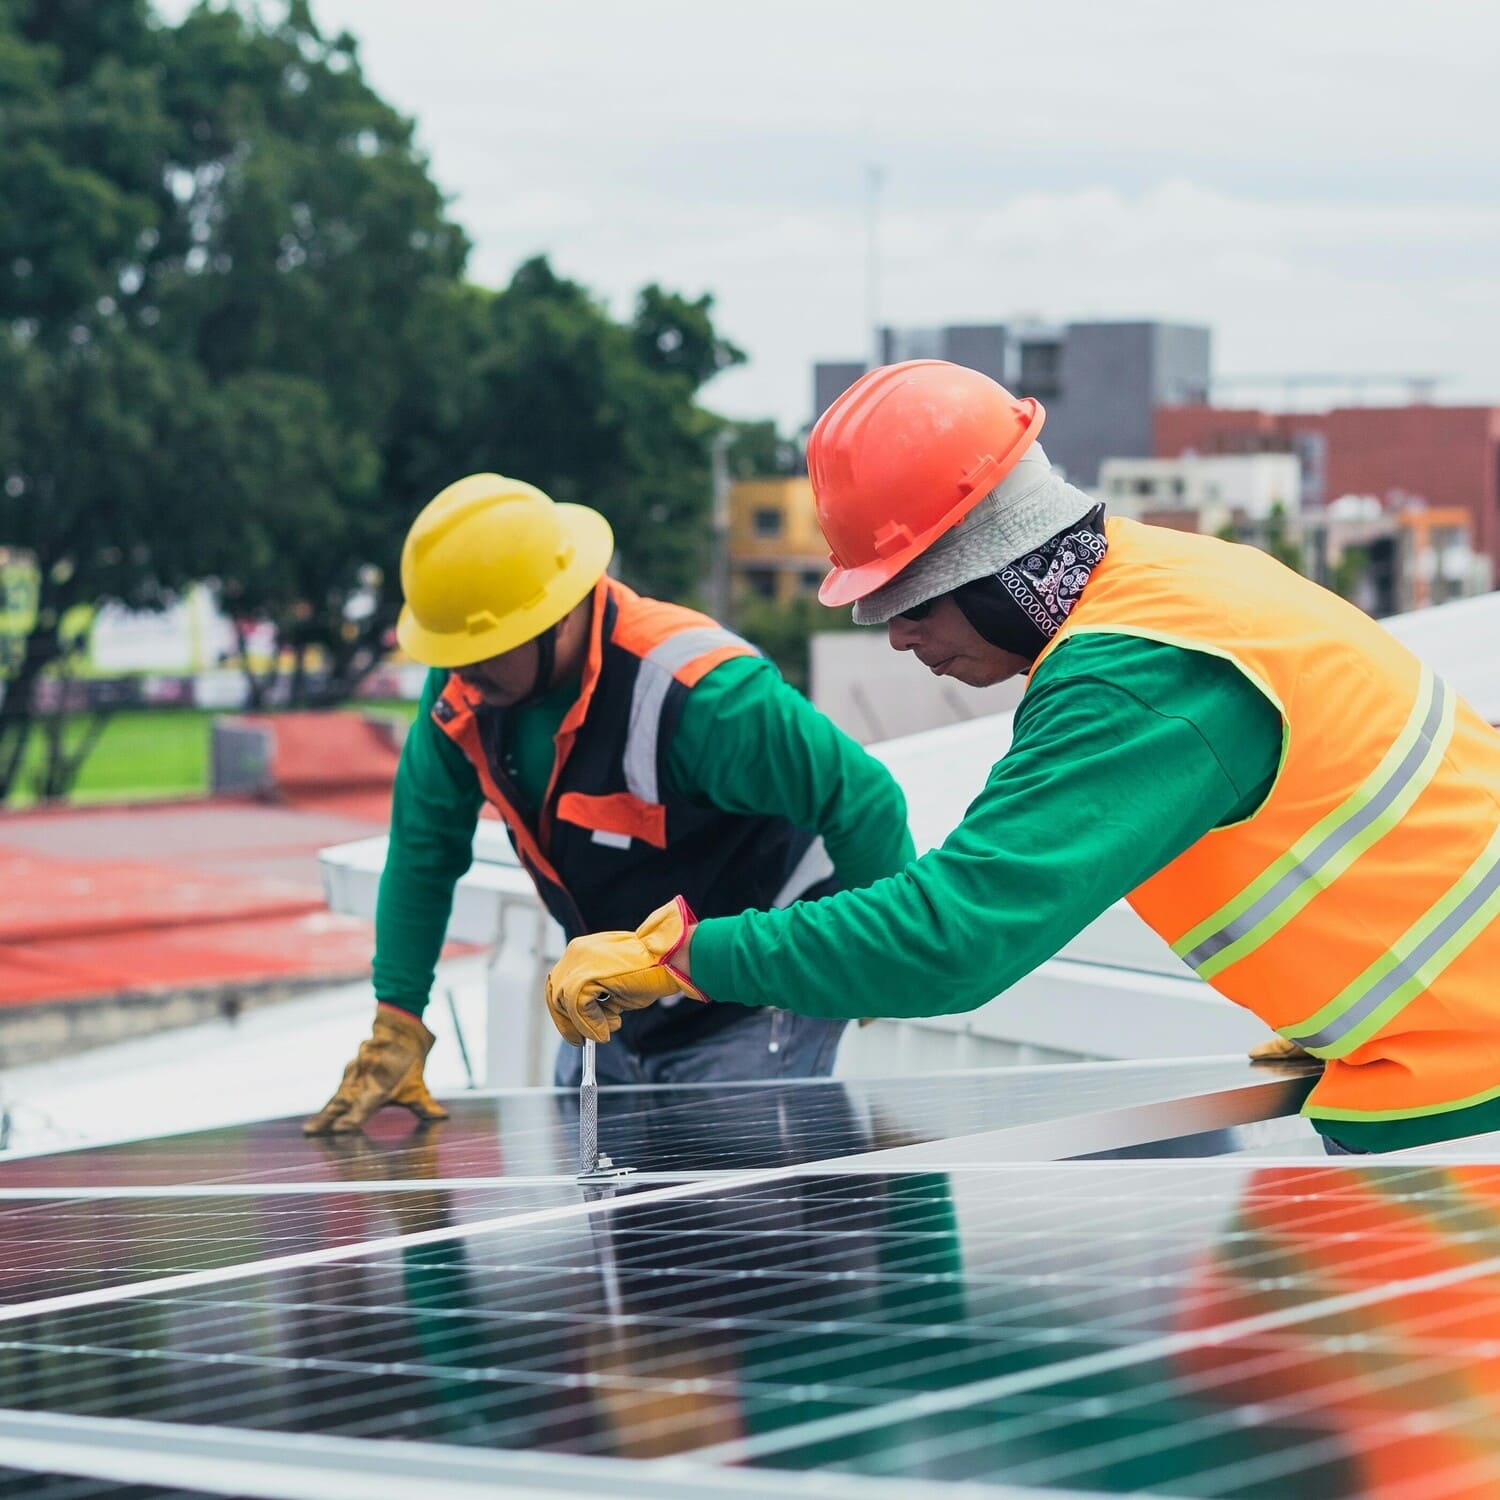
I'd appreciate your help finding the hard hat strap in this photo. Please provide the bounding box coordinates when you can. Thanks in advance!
[515,622,558,706]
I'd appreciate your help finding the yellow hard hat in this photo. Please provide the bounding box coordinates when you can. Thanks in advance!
[396,473,614,668]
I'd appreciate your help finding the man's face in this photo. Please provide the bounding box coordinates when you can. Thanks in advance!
[886,595,1030,687]
[456,640,544,707]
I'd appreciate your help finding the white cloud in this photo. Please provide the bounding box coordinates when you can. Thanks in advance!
[151,0,1500,427]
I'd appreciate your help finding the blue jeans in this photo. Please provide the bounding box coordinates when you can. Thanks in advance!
[1322,1134,1370,1155]
[553,1006,846,1088]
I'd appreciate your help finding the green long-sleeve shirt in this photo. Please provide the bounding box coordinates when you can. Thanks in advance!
[691,633,1284,1018]
[372,654,916,1014]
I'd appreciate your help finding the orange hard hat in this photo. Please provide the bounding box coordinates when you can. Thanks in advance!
[810,360,1045,607]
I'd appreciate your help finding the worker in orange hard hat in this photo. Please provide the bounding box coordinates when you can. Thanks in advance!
[546,360,1500,1156]
[304,473,914,1133]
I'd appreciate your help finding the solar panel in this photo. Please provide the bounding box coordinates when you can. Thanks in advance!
[0,1057,1313,1190]
[13,1061,1500,1498]
[0,1185,591,1308]
[0,1471,226,1500]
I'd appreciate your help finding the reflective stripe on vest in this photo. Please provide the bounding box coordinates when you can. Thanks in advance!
[622,626,750,807]
[1174,664,1456,980]
[1288,821,1500,1057]
[1026,517,1500,1127]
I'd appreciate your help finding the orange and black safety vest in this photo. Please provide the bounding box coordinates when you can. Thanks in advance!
[1033,518,1500,1141]
[432,577,837,1048]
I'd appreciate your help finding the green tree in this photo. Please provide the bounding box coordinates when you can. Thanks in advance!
[394,256,745,602]
[1260,500,1307,575]
[210,370,381,707]
[725,418,804,479]
[1217,501,1306,580]
[0,0,194,796]
[148,0,467,707]
[0,0,468,797]
[734,594,858,696]
[0,1,751,802]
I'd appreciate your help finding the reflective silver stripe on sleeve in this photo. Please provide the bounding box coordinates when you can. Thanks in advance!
[622,628,751,806]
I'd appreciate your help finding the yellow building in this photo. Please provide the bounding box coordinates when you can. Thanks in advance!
[728,478,828,606]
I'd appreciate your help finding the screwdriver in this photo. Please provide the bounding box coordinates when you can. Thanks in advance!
[578,1037,599,1175]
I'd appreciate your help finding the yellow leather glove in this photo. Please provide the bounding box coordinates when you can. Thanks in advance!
[302,1002,451,1134]
[545,896,702,1046]
[1248,1035,1317,1063]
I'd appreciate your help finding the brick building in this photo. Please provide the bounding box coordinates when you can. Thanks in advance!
[1155,404,1500,583]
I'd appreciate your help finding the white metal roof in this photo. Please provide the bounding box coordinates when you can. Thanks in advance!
[1381,587,1500,723]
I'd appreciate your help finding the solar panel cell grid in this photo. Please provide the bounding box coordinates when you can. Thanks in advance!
[0,1184,588,1305]
[5,1063,1495,1498]
[6,1159,1500,1495]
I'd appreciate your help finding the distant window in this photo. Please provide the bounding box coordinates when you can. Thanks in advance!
[801,569,824,592]
[753,508,783,538]
[1133,478,1155,497]
[1019,340,1062,397]
[1172,478,1186,498]
[744,568,776,599]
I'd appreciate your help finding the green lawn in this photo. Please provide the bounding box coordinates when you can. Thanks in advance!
[8,699,419,807]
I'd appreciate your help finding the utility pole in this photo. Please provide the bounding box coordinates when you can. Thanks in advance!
[866,163,885,369]
[708,427,733,627]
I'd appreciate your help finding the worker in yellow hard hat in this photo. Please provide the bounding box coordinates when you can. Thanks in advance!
[544,361,1500,1156]
[304,473,914,1134]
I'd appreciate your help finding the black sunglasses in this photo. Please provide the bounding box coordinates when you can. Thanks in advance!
[896,598,937,622]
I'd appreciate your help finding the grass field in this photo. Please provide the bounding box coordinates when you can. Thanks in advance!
[7,700,419,808]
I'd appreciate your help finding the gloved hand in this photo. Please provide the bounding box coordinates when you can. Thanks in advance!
[302,1002,451,1135]
[545,896,701,1046]
[1248,1035,1316,1063]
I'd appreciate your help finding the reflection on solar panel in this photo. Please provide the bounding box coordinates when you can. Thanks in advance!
[0,1057,1310,1189]
[10,1060,1500,1498]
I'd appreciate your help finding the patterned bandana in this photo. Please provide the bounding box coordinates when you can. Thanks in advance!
[949,504,1108,660]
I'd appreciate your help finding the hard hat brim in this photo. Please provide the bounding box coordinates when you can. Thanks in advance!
[396,504,614,668]
[819,551,911,608]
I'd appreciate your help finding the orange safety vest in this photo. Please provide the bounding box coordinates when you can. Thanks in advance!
[1178,1165,1500,1494]
[430,577,836,986]
[1032,518,1500,1137]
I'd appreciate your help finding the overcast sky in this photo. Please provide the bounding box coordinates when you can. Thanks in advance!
[163,1,1500,430]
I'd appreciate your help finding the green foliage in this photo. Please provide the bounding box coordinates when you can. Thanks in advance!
[734,594,857,696]
[631,284,744,388]
[0,0,748,801]
[725,419,804,479]
[1217,501,1308,579]
[1260,501,1307,575]
[0,0,465,795]
[1330,546,1369,603]
[0,325,220,796]
[391,256,743,601]
[7,699,417,806]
